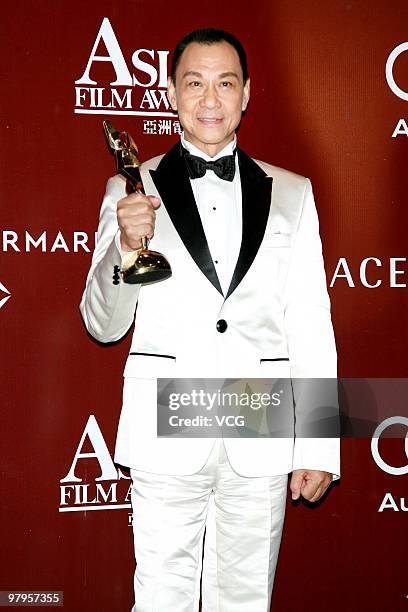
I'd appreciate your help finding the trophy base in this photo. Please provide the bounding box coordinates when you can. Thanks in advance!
[121,248,172,285]
[122,267,172,284]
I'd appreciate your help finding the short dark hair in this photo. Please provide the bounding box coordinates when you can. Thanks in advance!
[171,28,248,83]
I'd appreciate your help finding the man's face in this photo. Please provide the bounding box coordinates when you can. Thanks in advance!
[167,41,250,157]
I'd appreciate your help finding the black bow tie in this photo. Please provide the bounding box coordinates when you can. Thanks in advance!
[182,148,236,181]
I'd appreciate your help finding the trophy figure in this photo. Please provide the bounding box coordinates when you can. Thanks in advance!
[103,120,172,284]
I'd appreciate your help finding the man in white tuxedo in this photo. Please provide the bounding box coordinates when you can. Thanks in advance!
[80,28,339,612]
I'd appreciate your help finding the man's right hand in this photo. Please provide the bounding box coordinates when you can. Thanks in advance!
[117,192,161,252]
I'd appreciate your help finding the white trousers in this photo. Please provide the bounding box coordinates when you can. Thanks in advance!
[130,439,288,612]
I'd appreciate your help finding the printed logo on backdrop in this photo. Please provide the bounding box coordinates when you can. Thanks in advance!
[0,281,11,310]
[371,416,408,513]
[74,17,181,137]
[59,415,132,524]
[329,257,407,289]
[335,380,408,513]
[386,41,408,137]
[2,230,97,254]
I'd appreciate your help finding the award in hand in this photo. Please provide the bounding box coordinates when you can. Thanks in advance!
[103,120,172,284]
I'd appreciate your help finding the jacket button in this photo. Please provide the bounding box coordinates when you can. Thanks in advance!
[216,319,228,333]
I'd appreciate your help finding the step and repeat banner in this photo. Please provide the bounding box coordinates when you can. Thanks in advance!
[1,1,408,610]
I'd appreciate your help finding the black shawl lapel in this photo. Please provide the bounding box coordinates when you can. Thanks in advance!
[224,148,273,299]
[149,141,223,295]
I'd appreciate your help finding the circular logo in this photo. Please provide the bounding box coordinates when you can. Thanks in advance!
[386,42,408,101]
[371,416,408,475]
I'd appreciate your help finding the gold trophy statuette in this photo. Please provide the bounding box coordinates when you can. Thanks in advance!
[103,120,172,284]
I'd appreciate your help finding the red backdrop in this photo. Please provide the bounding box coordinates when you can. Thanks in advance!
[1,1,408,610]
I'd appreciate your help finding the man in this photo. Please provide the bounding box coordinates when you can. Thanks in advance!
[80,28,340,612]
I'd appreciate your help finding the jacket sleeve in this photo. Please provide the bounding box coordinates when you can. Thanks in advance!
[79,175,141,343]
[283,178,340,480]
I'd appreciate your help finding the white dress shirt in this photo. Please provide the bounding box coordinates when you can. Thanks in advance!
[180,131,242,296]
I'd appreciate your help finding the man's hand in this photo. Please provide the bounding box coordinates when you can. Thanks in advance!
[290,469,332,503]
[117,192,161,252]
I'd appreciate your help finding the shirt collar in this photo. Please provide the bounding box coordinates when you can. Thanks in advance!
[180,130,237,161]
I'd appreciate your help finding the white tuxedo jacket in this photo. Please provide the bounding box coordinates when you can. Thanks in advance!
[80,142,340,479]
